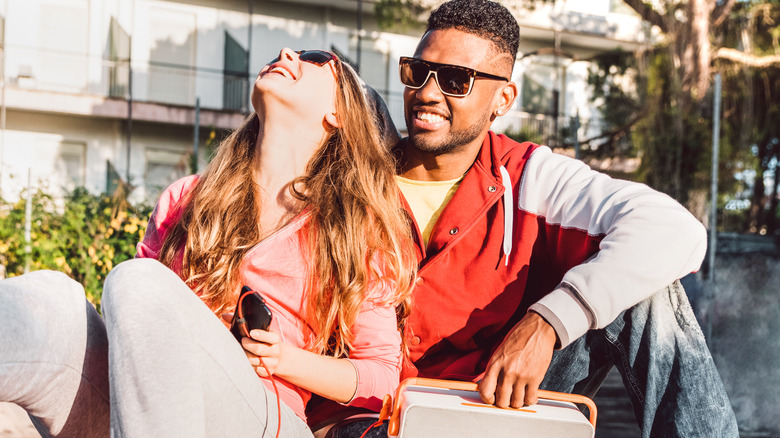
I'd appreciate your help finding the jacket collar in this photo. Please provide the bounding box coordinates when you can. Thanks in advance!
[477,131,506,180]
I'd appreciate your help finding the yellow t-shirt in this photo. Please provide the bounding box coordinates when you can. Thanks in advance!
[395,175,464,247]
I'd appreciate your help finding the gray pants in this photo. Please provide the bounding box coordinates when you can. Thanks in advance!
[0,258,312,437]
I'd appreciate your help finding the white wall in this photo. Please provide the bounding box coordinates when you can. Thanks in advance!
[0,0,649,202]
[1,111,123,200]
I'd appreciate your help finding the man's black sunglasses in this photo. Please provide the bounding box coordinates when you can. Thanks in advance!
[268,50,337,66]
[399,57,509,97]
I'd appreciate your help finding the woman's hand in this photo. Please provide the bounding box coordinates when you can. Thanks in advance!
[220,312,234,329]
[220,312,285,377]
[221,314,358,403]
[242,329,285,377]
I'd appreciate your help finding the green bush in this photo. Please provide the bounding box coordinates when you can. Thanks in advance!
[503,126,545,146]
[0,184,152,310]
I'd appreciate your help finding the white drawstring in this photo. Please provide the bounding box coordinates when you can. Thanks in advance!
[499,166,513,266]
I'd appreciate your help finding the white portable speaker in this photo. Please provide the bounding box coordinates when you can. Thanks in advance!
[384,378,596,438]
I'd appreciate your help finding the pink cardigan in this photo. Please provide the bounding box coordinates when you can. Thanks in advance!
[136,176,402,420]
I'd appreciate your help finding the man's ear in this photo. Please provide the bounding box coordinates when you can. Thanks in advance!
[493,81,518,117]
[324,111,342,129]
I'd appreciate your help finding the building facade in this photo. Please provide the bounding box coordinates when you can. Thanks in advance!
[0,0,647,203]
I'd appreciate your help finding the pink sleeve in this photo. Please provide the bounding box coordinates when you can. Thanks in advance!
[344,279,403,411]
[136,176,199,260]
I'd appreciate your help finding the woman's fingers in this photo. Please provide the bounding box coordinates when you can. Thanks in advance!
[254,365,271,377]
[248,329,280,344]
[238,329,286,377]
[242,337,278,357]
[220,312,234,328]
[243,345,280,376]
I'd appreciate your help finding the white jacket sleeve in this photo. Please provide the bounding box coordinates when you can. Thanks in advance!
[523,147,707,348]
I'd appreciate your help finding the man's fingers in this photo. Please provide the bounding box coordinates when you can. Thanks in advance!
[478,367,499,405]
[524,383,539,407]
[509,383,526,409]
[494,373,515,409]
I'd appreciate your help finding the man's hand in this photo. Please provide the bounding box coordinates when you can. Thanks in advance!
[478,312,557,408]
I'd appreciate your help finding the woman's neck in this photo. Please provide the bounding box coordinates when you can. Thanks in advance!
[253,111,324,233]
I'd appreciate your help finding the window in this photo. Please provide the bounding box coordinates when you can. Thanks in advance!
[223,31,248,111]
[610,0,636,16]
[145,149,187,198]
[148,7,196,106]
[522,72,554,115]
[57,142,86,191]
[108,17,131,98]
[38,0,89,92]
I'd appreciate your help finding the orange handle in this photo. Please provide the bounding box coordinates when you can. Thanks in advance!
[386,377,597,436]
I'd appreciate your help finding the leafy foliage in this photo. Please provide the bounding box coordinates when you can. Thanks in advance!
[0,184,152,310]
[582,0,780,232]
[715,1,780,234]
[374,0,428,32]
[586,49,643,158]
[504,126,545,145]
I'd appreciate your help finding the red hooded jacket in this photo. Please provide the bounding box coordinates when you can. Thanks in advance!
[399,132,706,382]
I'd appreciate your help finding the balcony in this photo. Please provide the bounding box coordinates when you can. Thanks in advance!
[2,46,248,130]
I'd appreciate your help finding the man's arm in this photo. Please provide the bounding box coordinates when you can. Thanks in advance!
[480,146,707,408]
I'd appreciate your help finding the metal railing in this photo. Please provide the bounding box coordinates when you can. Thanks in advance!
[499,111,603,149]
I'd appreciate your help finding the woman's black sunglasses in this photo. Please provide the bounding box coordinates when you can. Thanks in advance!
[399,57,509,97]
[268,50,337,66]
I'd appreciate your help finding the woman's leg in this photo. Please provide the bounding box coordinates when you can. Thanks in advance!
[0,270,110,437]
[103,258,312,438]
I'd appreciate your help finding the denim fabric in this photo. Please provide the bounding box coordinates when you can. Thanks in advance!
[324,418,385,438]
[327,281,739,438]
[540,280,738,437]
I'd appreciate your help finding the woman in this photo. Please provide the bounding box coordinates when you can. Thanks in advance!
[0,48,415,438]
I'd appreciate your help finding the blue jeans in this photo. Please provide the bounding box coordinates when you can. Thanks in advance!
[327,281,739,438]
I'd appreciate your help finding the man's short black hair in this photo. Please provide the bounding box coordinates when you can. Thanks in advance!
[426,0,520,59]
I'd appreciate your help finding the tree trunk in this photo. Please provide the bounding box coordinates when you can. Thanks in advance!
[690,0,714,102]
[768,158,780,235]
[750,140,768,232]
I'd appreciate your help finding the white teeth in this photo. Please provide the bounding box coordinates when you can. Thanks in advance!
[269,66,293,79]
[417,112,446,123]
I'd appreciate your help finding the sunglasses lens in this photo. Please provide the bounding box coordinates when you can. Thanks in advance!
[267,51,335,66]
[299,50,334,65]
[398,60,425,87]
[409,61,432,87]
[437,67,471,96]
[400,59,472,96]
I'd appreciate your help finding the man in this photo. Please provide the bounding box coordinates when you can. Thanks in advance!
[319,0,739,436]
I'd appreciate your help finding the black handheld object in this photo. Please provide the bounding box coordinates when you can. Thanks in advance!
[230,286,273,342]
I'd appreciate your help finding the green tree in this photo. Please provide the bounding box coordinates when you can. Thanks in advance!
[717,1,780,234]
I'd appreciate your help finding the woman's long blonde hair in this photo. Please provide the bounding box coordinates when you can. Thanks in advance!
[158,57,415,356]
